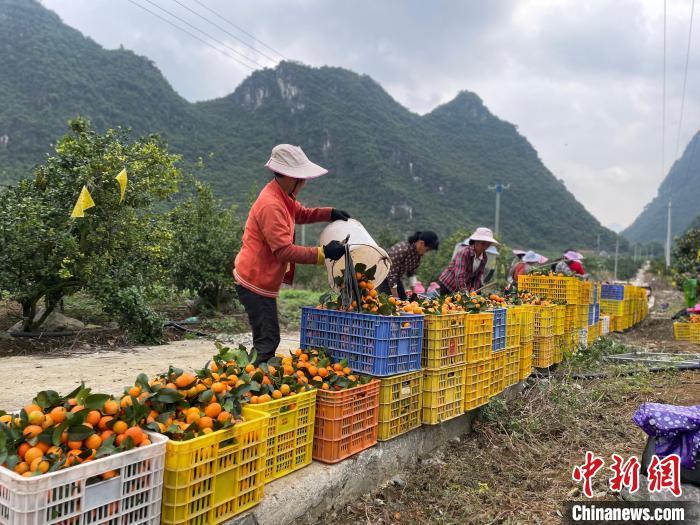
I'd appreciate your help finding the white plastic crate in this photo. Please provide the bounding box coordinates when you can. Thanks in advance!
[0,432,166,525]
[600,315,610,336]
[578,328,588,347]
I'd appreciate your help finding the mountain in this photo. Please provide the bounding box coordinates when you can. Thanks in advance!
[623,131,700,243]
[0,0,619,251]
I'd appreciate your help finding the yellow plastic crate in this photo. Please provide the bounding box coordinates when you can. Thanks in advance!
[600,299,625,316]
[553,305,566,336]
[422,365,466,425]
[464,361,491,411]
[553,335,564,364]
[519,342,533,380]
[518,275,581,304]
[422,312,466,369]
[376,371,422,441]
[674,322,691,340]
[532,336,554,368]
[505,307,522,348]
[161,406,269,525]
[465,312,493,363]
[564,304,578,332]
[577,304,588,330]
[255,389,316,482]
[587,323,599,346]
[532,304,556,337]
[504,345,521,386]
[489,351,506,397]
[579,281,592,305]
[519,305,535,343]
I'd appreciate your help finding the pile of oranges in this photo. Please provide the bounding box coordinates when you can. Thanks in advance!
[0,386,149,478]
[688,314,700,323]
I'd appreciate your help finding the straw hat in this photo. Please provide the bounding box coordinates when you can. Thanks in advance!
[265,144,328,179]
[522,251,539,263]
[469,227,499,245]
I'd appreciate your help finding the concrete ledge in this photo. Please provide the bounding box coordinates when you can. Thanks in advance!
[228,381,525,525]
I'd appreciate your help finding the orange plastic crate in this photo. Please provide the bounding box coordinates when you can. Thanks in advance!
[313,380,379,464]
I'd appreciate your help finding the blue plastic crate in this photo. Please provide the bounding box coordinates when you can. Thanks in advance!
[491,308,506,350]
[300,307,423,376]
[601,284,625,301]
[588,304,596,325]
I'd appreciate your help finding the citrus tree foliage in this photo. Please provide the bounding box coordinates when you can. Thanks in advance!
[0,118,181,340]
[671,216,700,288]
[169,181,242,312]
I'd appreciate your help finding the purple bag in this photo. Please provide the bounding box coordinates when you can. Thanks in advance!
[633,403,700,469]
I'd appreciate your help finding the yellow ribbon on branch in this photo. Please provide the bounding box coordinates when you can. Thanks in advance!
[115,168,127,202]
[70,186,96,218]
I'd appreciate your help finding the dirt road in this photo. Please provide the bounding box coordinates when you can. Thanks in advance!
[0,332,301,410]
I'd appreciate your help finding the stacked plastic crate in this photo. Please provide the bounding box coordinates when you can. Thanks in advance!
[552,304,566,363]
[463,311,494,411]
[300,307,424,442]
[531,304,556,368]
[503,307,523,387]
[600,284,625,333]
[518,305,536,380]
[489,308,509,397]
[420,312,466,425]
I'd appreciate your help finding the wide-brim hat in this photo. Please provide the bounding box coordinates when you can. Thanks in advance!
[522,251,539,263]
[486,245,499,255]
[512,249,526,256]
[469,227,499,245]
[563,250,583,261]
[265,144,328,179]
[537,254,549,264]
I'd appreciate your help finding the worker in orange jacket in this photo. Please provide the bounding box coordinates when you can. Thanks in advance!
[234,144,350,363]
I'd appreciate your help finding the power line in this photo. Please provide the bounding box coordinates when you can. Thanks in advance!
[170,0,280,65]
[126,0,256,71]
[662,0,667,179]
[190,0,288,61]
[675,0,696,159]
[137,0,266,70]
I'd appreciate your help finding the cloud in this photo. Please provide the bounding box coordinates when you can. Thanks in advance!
[41,0,700,228]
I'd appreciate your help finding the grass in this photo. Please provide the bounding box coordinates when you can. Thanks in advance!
[278,288,323,330]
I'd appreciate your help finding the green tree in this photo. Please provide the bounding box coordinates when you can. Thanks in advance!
[0,118,181,341]
[169,181,242,311]
[671,218,700,289]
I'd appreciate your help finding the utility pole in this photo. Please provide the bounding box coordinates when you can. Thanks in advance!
[665,198,672,268]
[488,183,510,238]
[614,238,620,281]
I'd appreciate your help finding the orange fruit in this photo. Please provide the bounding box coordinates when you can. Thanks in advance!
[24,404,42,415]
[204,403,222,418]
[41,415,54,430]
[211,382,226,394]
[100,430,114,442]
[103,400,119,415]
[175,373,196,389]
[258,394,271,403]
[280,384,291,395]
[244,364,255,373]
[17,443,30,459]
[22,425,43,439]
[128,386,141,397]
[124,427,144,446]
[250,396,259,404]
[343,367,351,375]
[268,365,277,376]
[36,441,50,453]
[27,410,45,426]
[322,383,330,390]
[318,368,329,378]
[115,434,128,446]
[333,364,343,372]
[85,434,102,450]
[312,375,322,382]
[112,421,128,435]
[186,412,200,425]
[299,354,309,362]
[49,407,66,424]
[14,462,29,474]
[24,447,44,465]
[98,416,113,431]
[271,390,282,400]
[140,438,152,447]
[120,396,133,408]
[30,458,49,474]
[101,470,118,480]
[67,440,83,450]
[70,405,85,413]
[307,366,318,377]
[198,416,213,429]
[85,410,101,427]
[217,411,232,423]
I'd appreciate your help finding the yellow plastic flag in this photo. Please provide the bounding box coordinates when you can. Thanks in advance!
[115,168,127,202]
[70,186,96,218]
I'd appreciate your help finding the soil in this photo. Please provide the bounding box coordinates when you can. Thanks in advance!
[329,270,700,525]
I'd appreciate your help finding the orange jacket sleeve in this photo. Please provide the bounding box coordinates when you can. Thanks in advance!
[257,202,319,264]
[295,202,332,224]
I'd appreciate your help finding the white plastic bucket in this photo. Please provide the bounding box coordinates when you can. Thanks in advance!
[319,219,391,290]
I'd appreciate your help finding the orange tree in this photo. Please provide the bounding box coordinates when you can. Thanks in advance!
[0,118,180,341]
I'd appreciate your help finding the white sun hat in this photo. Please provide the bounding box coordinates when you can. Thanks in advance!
[469,227,499,245]
[522,251,539,263]
[486,245,499,255]
[265,144,328,179]
[512,249,526,256]
[563,250,583,261]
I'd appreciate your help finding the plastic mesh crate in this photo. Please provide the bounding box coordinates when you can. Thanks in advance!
[422,365,465,425]
[564,304,578,332]
[532,337,554,368]
[600,315,610,335]
[0,433,166,525]
[491,308,507,351]
[464,361,491,411]
[422,312,465,369]
[300,308,423,376]
[579,281,593,305]
[313,380,379,464]
[254,389,316,482]
[587,323,599,346]
[465,312,493,363]
[489,351,506,397]
[600,299,625,316]
[517,275,581,304]
[532,304,556,337]
[576,304,588,329]
[519,305,535,343]
[553,335,564,364]
[376,371,422,441]
[602,284,625,300]
[553,305,566,336]
[519,342,533,380]
[504,345,521,386]
[161,408,268,525]
[505,307,522,349]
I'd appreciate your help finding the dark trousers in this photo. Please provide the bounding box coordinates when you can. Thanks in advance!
[377,280,407,301]
[236,285,280,364]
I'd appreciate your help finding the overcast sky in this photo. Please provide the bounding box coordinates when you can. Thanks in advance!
[43,0,700,230]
